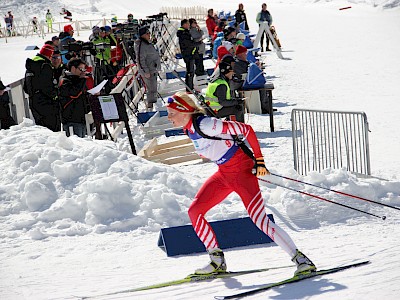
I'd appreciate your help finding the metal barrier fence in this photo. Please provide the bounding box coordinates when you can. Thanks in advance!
[291,109,371,176]
[160,6,207,20]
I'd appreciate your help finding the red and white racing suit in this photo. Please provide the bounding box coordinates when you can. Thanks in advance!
[185,116,297,258]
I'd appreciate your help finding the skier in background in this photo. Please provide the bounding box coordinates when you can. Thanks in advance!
[32,17,38,33]
[61,8,72,21]
[45,9,54,33]
[166,91,317,276]
[4,11,14,36]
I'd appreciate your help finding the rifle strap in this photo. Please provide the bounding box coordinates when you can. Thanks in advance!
[190,114,255,161]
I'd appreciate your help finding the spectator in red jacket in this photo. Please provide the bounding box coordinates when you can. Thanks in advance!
[206,9,217,38]
[212,21,226,42]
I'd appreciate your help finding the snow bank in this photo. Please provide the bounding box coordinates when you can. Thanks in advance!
[1,122,399,240]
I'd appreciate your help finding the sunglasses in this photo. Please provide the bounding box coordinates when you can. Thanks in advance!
[52,56,61,59]
[78,67,86,72]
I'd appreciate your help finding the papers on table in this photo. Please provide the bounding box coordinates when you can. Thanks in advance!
[87,80,108,95]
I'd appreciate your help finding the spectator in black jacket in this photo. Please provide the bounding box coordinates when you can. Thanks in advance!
[25,44,60,132]
[235,3,249,31]
[0,80,16,129]
[177,19,199,92]
[51,50,67,87]
[59,59,90,137]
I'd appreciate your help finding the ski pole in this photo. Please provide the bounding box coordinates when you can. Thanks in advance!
[270,173,400,212]
[257,177,386,220]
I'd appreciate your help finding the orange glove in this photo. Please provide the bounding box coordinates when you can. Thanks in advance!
[255,157,270,177]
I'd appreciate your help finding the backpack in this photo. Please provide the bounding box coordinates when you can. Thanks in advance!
[23,68,36,96]
[23,58,45,96]
[242,63,266,89]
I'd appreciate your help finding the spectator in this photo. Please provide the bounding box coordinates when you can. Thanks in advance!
[205,56,245,122]
[189,18,206,76]
[0,80,16,129]
[111,16,118,28]
[93,27,112,63]
[51,36,60,51]
[104,26,117,46]
[51,50,67,87]
[231,45,249,92]
[224,26,237,44]
[32,17,38,33]
[134,26,161,111]
[59,24,76,64]
[59,59,90,137]
[89,26,100,42]
[127,13,139,25]
[256,3,273,51]
[4,11,14,36]
[24,44,60,131]
[236,32,246,45]
[92,26,115,91]
[212,21,226,42]
[61,8,72,21]
[45,9,54,33]
[177,19,199,92]
[235,3,249,30]
[216,41,235,67]
[206,9,217,39]
[212,32,224,59]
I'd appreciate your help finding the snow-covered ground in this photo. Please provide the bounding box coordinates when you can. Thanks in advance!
[1,1,400,299]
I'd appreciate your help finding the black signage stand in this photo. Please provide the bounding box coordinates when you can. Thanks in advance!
[88,93,137,155]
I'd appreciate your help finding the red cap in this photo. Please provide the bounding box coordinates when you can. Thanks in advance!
[236,45,247,55]
[39,44,54,59]
[64,24,74,32]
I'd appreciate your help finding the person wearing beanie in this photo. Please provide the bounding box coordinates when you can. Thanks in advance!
[89,26,100,41]
[134,26,161,111]
[24,43,60,131]
[205,56,245,122]
[138,26,149,37]
[39,44,54,60]
[92,26,115,92]
[231,45,249,92]
[224,26,237,44]
[59,24,76,64]
[236,32,246,45]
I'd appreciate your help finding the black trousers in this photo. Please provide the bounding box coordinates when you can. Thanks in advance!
[183,56,195,91]
[260,30,270,50]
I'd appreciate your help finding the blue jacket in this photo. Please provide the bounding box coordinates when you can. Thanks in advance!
[213,32,224,59]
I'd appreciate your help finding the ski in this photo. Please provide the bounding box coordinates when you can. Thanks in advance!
[214,260,370,299]
[78,265,294,299]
